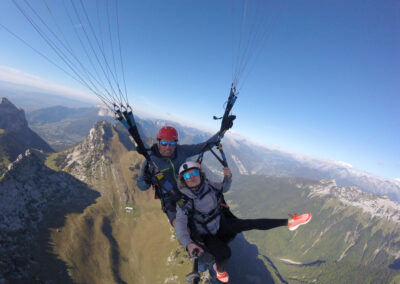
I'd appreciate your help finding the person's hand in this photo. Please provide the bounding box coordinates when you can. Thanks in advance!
[223,167,232,178]
[221,115,235,133]
[187,243,204,257]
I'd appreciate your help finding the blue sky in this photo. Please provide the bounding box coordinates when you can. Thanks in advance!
[0,0,399,179]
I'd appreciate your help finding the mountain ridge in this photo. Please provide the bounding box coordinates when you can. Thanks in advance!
[24,102,400,201]
[0,148,99,282]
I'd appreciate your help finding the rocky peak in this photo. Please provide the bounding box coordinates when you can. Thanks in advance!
[60,121,123,183]
[85,121,115,148]
[67,121,114,163]
[6,149,45,176]
[0,97,28,132]
[0,97,14,105]
[0,98,53,153]
[55,120,133,205]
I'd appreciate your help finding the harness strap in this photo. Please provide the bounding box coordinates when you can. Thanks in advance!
[177,183,228,234]
[196,143,226,167]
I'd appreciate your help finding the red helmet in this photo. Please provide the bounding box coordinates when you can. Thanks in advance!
[157,126,178,140]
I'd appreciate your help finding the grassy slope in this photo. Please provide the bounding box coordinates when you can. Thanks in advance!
[46,128,195,284]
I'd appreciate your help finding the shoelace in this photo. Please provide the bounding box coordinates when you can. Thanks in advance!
[288,213,299,219]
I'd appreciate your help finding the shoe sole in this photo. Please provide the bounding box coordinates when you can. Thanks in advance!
[289,215,312,231]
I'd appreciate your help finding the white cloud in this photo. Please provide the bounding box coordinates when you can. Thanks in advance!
[333,160,353,168]
[0,66,98,102]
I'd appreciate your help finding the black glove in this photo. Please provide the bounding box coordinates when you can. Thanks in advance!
[143,163,153,184]
[221,115,236,133]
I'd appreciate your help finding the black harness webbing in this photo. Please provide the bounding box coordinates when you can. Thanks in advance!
[196,86,237,166]
[178,183,228,236]
[115,106,175,211]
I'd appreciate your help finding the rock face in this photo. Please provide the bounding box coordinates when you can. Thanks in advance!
[0,149,99,282]
[308,179,400,224]
[0,97,28,132]
[0,97,53,153]
[56,121,133,202]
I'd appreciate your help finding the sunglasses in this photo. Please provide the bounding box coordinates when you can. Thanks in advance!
[183,170,200,180]
[160,141,177,147]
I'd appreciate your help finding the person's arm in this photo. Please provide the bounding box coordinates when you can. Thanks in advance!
[179,131,220,157]
[209,167,232,194]
[174,205,194,250]
[136,160,152,191]
[221,167,232,193]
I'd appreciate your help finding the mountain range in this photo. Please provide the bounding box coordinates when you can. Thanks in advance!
[1,97,400,283]
[24,102,400,202]
[23,103,400,202]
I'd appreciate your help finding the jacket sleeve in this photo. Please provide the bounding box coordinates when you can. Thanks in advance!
[179,131,220,157]
[221,176,232,193]
[136,160,151,191]
[174,204,193,250]
[209,176,232,194]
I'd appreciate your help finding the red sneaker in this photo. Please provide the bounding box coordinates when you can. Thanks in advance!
[287,213,312,231]
[213,263,229,283]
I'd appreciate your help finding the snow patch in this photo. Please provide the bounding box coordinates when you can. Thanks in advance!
[308,180,400,224]
[279,258,303,265]
[231,154,248,175]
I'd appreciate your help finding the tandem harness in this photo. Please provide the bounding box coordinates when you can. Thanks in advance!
[177,183,233,237]
[151,168,180,212]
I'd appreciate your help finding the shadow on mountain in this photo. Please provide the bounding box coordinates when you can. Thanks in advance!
[25,173,100,283]
[226,234,276,284]
[101,216,128,284]
[389,258,400,270]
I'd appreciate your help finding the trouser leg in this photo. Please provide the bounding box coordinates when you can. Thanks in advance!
[222,216,288,234]
[200,216,288,271]
[200,234,231,270]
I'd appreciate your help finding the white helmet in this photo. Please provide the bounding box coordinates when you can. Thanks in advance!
[179,161,201,175]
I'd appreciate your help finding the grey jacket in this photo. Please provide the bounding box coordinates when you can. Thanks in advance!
[174,177,232,249]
